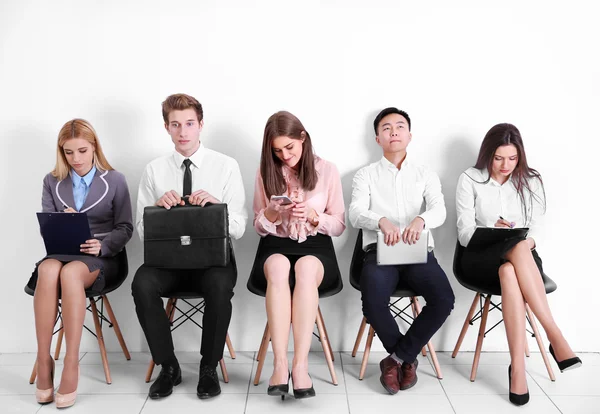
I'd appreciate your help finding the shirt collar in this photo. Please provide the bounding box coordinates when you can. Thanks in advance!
[71,165,96,187]
[379,154,411,171]
[173,141,205,168]
[479,168,512,188]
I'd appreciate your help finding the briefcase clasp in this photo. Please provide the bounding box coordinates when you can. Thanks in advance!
[180,236,191,246]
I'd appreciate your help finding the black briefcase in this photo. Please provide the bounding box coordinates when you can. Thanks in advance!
[143,203,230,269]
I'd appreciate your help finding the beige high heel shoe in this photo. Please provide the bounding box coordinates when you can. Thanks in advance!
[55,366,80,409]
[35,358,55,404]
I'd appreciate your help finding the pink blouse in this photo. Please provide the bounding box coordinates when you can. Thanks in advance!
[253,157,346,242]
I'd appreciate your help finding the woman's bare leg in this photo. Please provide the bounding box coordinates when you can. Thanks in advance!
[291,255,324,389]
[264,254,292,386]
[57,262,99,394]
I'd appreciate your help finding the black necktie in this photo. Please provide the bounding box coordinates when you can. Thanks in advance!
[183,159,192,197]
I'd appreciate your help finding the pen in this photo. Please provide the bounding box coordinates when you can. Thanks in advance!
[499,216,515,228]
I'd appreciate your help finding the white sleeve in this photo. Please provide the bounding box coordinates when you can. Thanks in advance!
[456,172,477,247]
[135,164,157,242]
[349,168,383,231]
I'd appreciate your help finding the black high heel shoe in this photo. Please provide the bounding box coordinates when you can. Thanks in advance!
[292,372,316,399]
[549,344,582,372]
[267,372,290,400]
[508,365,530,406]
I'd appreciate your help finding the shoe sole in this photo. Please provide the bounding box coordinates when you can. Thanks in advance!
[197,389,221,399]
[561,361,582,372]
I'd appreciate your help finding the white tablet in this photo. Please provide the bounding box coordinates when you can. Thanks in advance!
[376,230,429,265]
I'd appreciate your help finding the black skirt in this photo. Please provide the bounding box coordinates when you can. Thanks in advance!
[27,252,123,296]
[249,233,341,294]
[461,236,544,294]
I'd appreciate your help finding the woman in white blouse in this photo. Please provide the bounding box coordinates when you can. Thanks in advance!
[456,123,581,406]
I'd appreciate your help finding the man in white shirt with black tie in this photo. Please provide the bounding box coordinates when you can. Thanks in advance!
[132,93,247,400]
[349,107,454,395]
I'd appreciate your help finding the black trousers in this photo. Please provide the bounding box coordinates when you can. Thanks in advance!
[131,262,237,369]
[360,251,455,363]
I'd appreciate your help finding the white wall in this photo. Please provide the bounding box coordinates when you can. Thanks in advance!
[1,0,598,354]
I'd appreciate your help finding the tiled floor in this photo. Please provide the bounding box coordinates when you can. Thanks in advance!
[1,351,598,413]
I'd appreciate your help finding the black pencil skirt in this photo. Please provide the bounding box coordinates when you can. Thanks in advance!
[249,233,341,294]
[461,236,544,293]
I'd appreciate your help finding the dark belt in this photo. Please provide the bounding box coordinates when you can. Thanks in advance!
[364,243,377,254]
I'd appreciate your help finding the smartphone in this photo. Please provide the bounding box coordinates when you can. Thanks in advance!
[271,195,294,205]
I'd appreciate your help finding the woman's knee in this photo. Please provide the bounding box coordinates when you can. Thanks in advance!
[294,256,324,286]
[36,259,62,287]
[58,262,89,288]
[264,254,291,285]
[498,262,519,288]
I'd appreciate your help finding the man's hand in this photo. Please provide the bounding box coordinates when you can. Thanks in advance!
[402,217,425,245]
[188,190,220,206]
[379,217,401,246]
[155,190,184,210]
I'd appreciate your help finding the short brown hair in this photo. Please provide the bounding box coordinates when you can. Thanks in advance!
[161,93,203,124]
[260,111,318,198]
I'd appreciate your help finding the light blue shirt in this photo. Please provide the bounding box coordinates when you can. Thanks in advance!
[72,166,96,211]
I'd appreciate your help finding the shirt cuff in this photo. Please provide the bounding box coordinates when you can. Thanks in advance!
[257,210,281,235]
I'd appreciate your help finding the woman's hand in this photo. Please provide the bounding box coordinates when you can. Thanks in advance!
[63,207,77,213]
[495,218,515,228]
[402,217,425,245]
[81,239,101,256]
[264,197,295,222]
[379,217,401,246]
[290,201,310,222]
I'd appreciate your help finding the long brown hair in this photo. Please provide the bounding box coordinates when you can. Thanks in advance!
[260,111,318,198]
[51,119,113,181]
[472,123,545,221]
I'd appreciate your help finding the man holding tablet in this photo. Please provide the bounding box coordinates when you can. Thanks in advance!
[349,107,455,394]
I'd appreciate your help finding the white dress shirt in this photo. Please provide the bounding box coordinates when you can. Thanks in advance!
[136,142,247,241]
[456,167,545,247]
[349,155,446,251]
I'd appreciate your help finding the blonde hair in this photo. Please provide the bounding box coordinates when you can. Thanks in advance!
[51,119,113,181]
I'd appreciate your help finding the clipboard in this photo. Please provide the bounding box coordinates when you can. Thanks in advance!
[467,226,529,249]
[37,212,92,255]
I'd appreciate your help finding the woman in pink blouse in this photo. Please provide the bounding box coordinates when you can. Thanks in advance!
[250,111,345,399]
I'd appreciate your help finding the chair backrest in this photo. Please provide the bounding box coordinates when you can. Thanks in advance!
[452,240,465,282]
[349,230,365,290]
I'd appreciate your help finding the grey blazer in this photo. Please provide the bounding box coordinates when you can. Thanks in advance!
[41,169,133,257]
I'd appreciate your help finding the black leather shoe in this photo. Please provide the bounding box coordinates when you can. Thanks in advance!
[549,344,582,372]
[292,373,315,399]
[197,365,221,399]
[508,365,529,406]
[149,363,182,399]
[267,372,290,400]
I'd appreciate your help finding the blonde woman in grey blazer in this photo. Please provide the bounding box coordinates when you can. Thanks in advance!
[28,119,133,408]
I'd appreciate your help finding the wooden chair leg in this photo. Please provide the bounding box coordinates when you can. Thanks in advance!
[453,293,480,358]
[225,333,236,359]
[54,321,64,361]
[470,295,491,382]
[253,322,270,385]
[29,359,37,384]
[359,326,375,380]
[526,304,556,381]
[318,307,335,362]
[102,295,131,360]
[426,341,443,379]
[219,358,229,383]
[256,323,270,362]
[316,307,338,385]
[411,298,427,357]
[352,317,368,357]
[146,298,176,382]
[89,297,111,384]
[525,337,531,357]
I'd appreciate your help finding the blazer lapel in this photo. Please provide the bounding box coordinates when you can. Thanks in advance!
[57,174,76,210]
